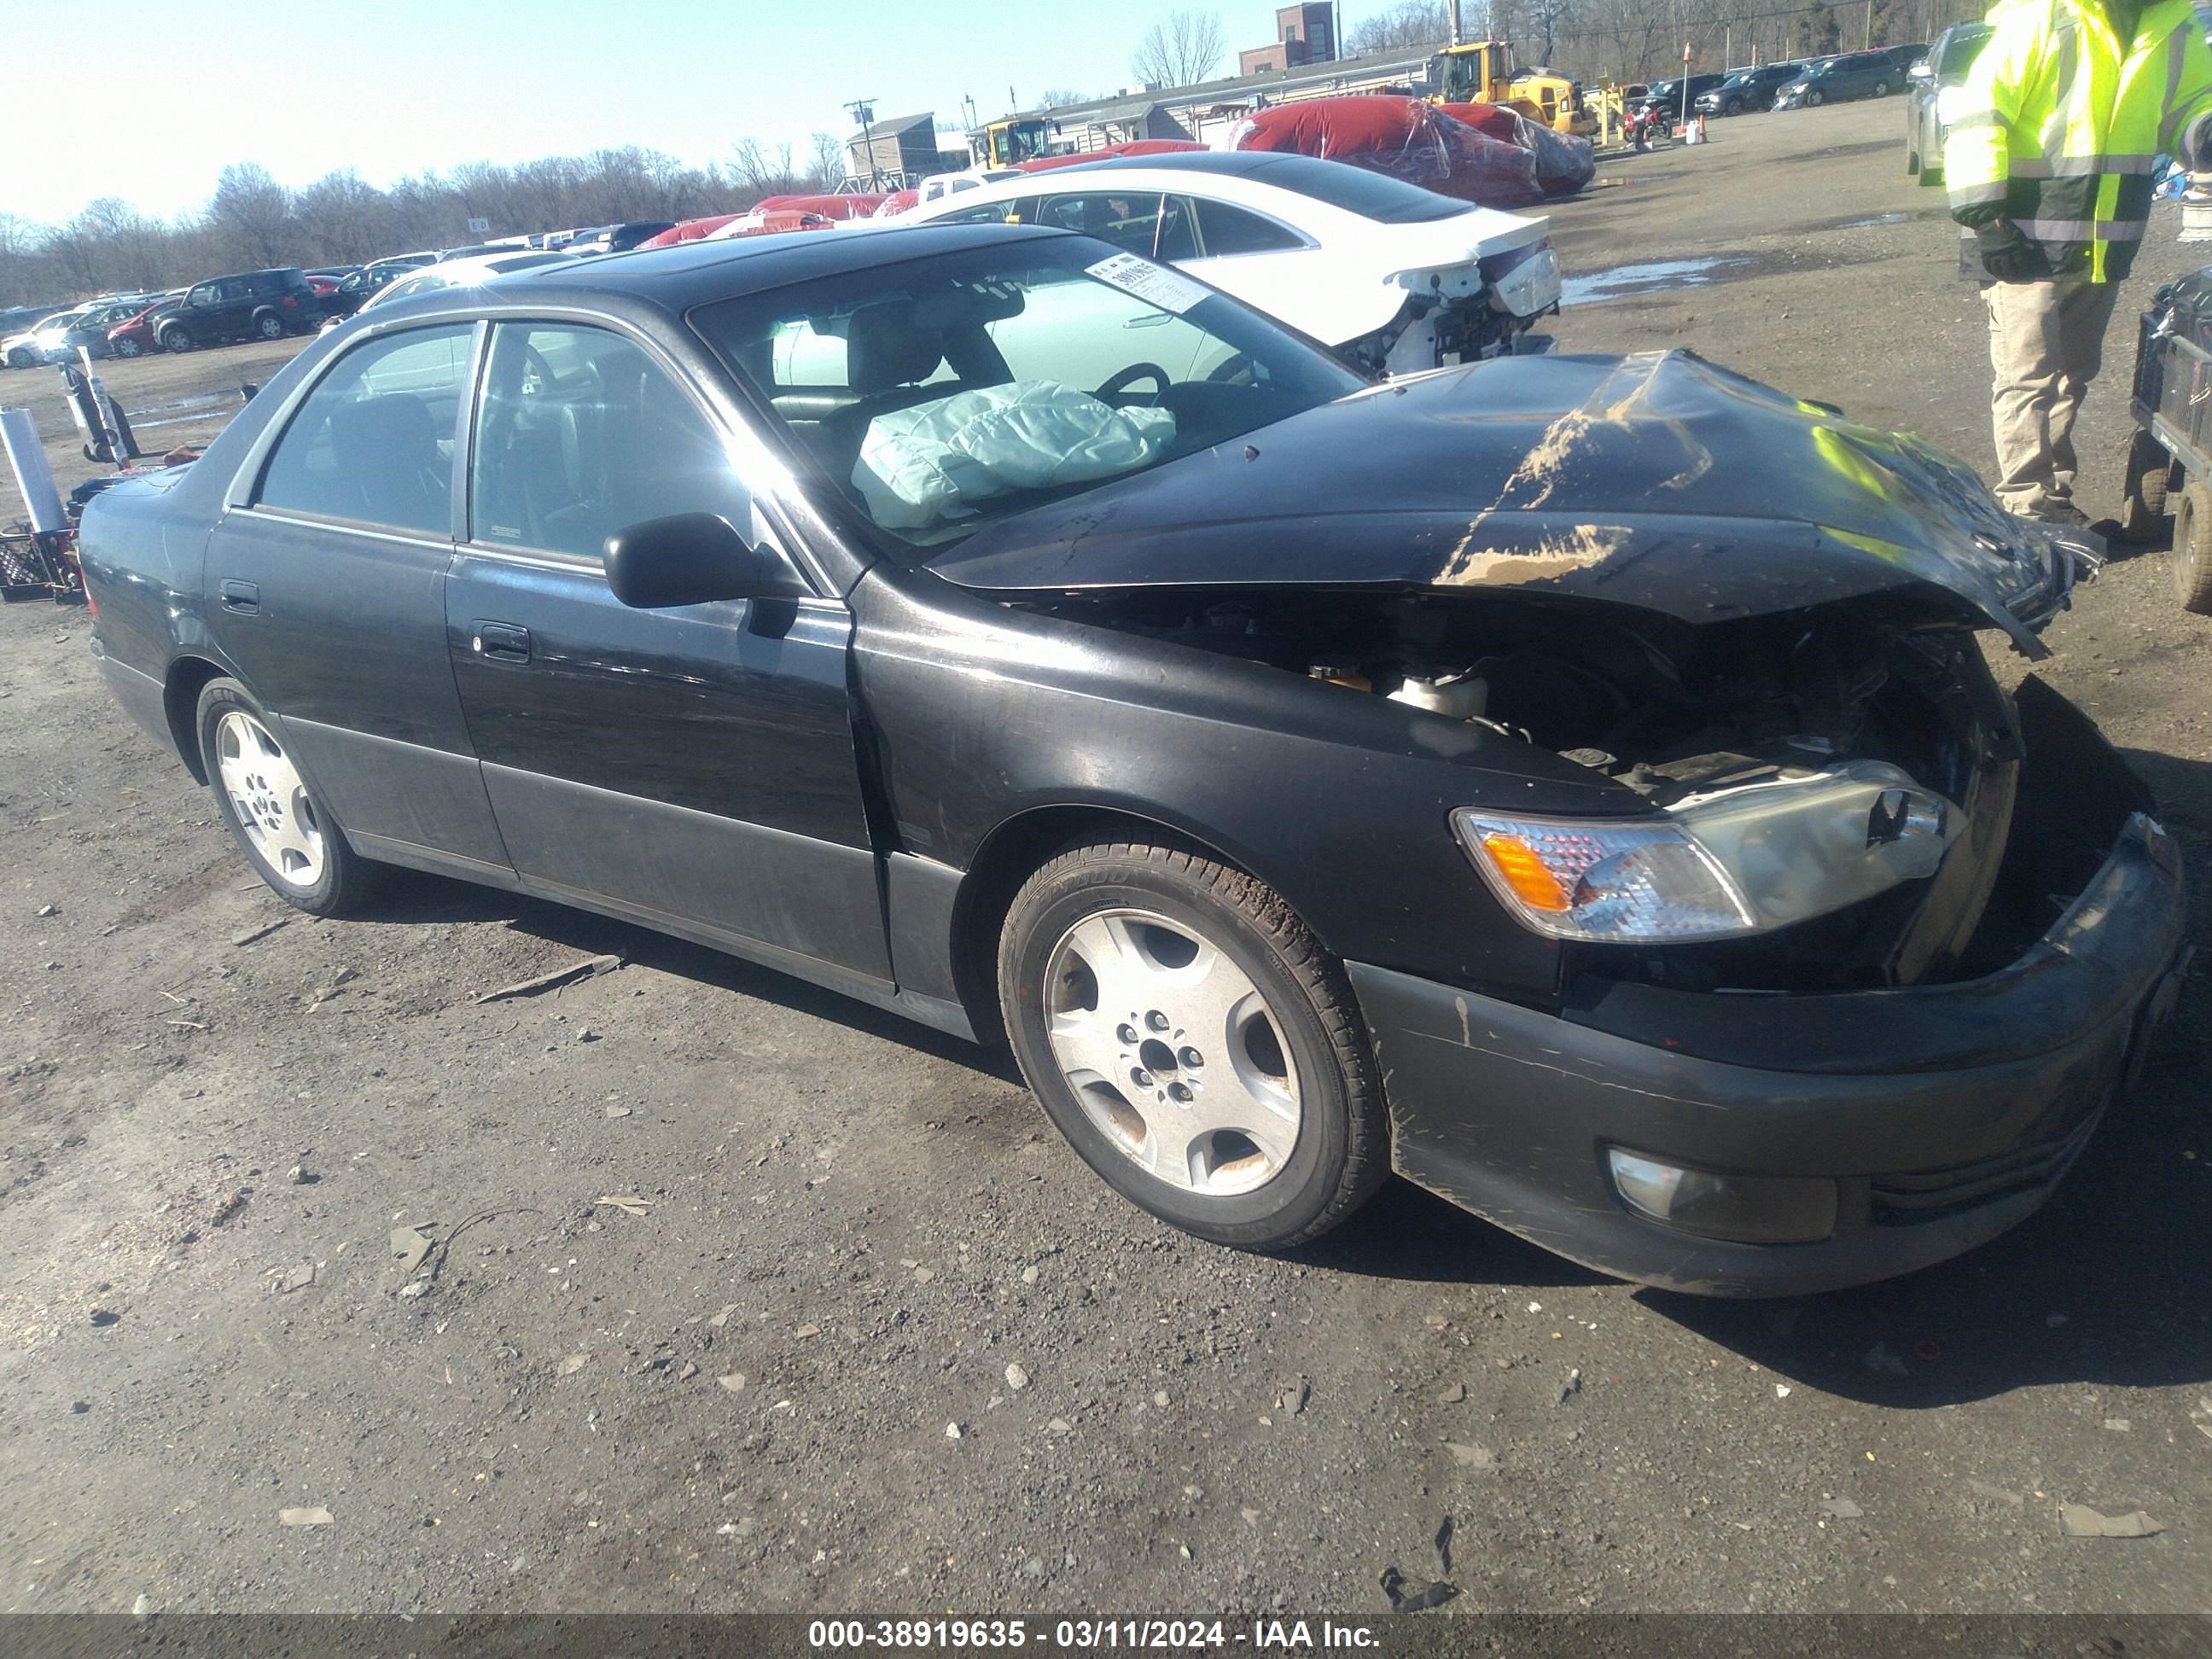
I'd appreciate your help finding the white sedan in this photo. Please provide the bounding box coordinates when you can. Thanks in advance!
[895,151,1561,375]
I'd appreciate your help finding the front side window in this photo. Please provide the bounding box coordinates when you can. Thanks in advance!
[254,323,474,534]
[690,240,1363,548]
[469,322,752,562]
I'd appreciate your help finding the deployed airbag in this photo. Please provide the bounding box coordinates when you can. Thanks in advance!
[853,380,1177,530]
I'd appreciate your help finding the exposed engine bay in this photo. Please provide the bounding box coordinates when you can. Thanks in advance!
[1027,586,2139,996]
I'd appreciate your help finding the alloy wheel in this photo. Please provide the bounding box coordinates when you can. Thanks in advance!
[1042,907,1301,1197]
[214,711,325,888]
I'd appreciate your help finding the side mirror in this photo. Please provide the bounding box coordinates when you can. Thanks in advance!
[602,511,808,609]
[1907,61,1933,79]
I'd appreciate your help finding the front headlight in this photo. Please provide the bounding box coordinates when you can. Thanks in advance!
[1452,760,1959,942]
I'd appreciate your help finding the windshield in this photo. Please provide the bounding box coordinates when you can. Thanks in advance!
[690,236,1364,550]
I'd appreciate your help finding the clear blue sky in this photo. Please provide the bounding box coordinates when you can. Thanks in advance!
[3,0,1348,227]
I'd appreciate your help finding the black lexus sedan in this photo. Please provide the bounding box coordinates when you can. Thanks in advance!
[78,223,2188,1295]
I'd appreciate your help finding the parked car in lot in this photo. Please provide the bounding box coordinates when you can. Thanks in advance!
[153,269,322,353]
[1774,50,1905,108]
[106,294,185,358]
[1636,73,1728,118]
[1906,22,1994,184]
[898,152,1561,374]
[15,306,94,366]
[0,304,67,362]
[1694,62,1803,116]
[323,249,584,329]
[561,221,678,255]
[47,295,160,361]
[77,223,2186,1295]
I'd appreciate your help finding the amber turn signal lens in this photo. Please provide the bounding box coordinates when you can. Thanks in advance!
[1477,832,1573,913]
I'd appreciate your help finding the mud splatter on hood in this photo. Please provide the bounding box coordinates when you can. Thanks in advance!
[925,351,2082,655]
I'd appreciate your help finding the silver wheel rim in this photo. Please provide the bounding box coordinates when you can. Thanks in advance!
[214,711,324,888]
[1042,907,1301,1197]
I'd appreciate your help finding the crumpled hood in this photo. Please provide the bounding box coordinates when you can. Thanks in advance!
[926,351,2081,657]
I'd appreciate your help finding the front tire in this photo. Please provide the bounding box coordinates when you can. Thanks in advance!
[1872,79,1889,97]
[1807,90,1826,107]
[1724,96,1743,115]
[114,336,143,358]
[160,327,194,353]
[196,678,381,915]
[997,840,1386,1250]
[4,346,31,370]
[254,311,285,340]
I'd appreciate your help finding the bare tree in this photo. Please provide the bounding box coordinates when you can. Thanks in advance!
[1344,0,1452,53]
[1130,9,1227,88]
[1527,0,1574,61]
[806,132,846,191]
[207,163,296,269]
[1035,86,1088,108]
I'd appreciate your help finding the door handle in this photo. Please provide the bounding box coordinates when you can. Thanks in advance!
[471,620,532,663]
[218,579,259,614]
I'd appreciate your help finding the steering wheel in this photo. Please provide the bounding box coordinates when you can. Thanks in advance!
[1207,352,1258,386]
[1095,362,1169,406]
[520,343,556,396]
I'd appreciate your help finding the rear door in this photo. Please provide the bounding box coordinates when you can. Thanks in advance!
[445,317,890,982]
[204,321,510,873]
[1176,196,1320,341]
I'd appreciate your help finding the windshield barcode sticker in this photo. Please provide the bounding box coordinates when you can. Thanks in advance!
[1086,253,1209,316]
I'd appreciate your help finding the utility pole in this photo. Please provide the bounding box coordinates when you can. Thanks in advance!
[844,97,876,189]
[1448,0,1462,46]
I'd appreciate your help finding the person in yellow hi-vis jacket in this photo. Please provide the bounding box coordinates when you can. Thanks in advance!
[1946,0,2212,523]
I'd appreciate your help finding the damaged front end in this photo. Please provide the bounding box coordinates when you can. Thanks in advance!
[918,347,2183,1291]
[929,351,2126,1003]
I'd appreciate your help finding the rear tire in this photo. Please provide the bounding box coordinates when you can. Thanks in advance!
[2119,429,2172,544]
[196,678,382,916]
[997,840,1386,1250]
[2169,477,2212,614]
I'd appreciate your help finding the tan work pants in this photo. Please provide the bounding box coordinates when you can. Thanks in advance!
[1983,278,2122,520]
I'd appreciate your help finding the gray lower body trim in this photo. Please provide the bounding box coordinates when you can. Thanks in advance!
[481,762,893,979]
[282,717,511,868]
[94,651,178,759]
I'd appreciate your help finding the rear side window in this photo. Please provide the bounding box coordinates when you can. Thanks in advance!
[254,323,474,534]
[1939,30,1988,74]
[469,322,753,562]
[1194,199,1303,256]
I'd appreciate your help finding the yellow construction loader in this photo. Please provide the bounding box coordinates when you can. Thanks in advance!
[1423,40,1594,138]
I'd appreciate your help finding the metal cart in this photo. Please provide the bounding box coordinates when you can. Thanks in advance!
[2119,266,2212,613]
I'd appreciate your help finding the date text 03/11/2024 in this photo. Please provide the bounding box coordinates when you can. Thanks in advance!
[804,1619,1382,1650]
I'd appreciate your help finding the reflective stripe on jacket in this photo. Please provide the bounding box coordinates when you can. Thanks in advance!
[1945,0,2212,281]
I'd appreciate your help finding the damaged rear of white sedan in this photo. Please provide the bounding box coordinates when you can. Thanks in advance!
[80,224,2186,1296]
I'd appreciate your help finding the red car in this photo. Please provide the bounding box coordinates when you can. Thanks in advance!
[105,294,183,359]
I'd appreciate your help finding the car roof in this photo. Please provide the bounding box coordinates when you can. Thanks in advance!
[481,220,1068,312]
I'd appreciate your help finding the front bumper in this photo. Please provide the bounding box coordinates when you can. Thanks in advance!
[1353,812,2186,1296]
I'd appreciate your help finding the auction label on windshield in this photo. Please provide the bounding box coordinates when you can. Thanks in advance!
[1086,253,1210,315]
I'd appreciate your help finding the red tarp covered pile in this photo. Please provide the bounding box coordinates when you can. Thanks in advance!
[1226,95,1592,208]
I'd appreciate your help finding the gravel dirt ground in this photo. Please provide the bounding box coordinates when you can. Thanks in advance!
[1,100,2209,1620]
